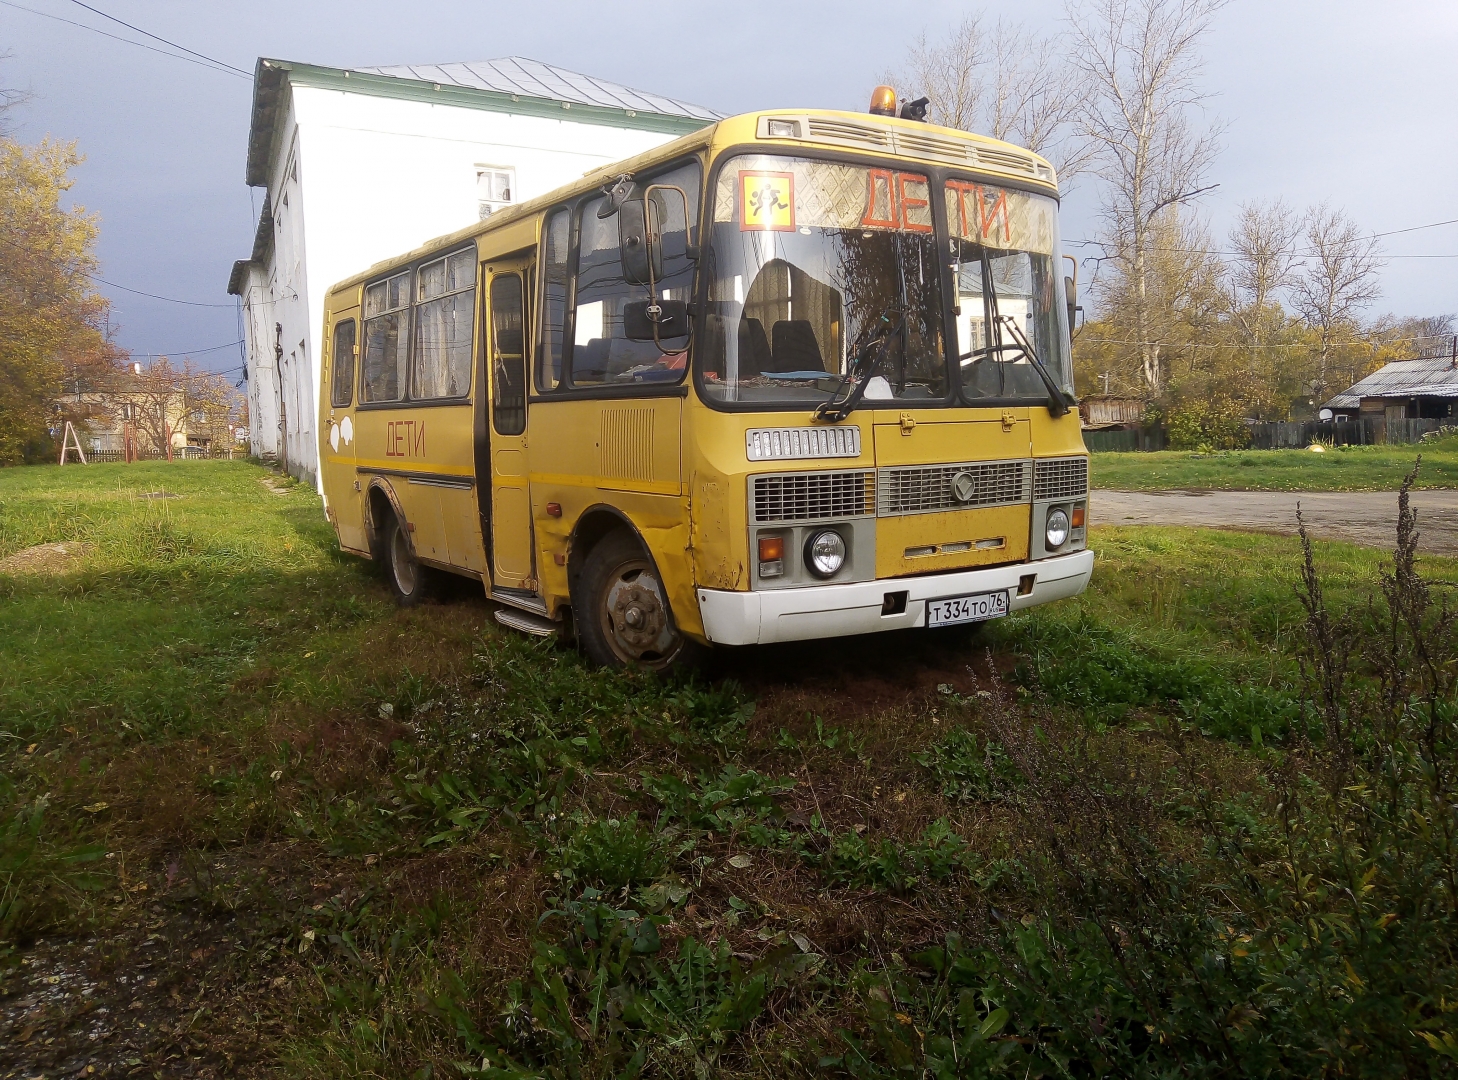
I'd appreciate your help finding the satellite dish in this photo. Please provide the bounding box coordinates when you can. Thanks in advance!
[1318,408,1333,422]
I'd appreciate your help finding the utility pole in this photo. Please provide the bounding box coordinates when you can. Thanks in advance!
[1100,372,1112,395]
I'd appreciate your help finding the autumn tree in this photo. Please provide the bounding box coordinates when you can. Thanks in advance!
[1069,0,1228,396]
[117,358,240,456]
[0,135,122,463]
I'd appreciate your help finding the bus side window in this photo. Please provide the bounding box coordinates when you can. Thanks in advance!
[330,319,356,407]
[491,274,526,435]
[569,161,699,388]
[362,270,411,402]
[536,208,569,391]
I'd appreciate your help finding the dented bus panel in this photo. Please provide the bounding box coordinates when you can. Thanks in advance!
[318,108,1092,670]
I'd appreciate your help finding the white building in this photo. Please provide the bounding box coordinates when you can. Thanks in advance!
[227,57,719,487]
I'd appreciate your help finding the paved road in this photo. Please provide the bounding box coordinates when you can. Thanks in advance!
[1093,489,1458,555]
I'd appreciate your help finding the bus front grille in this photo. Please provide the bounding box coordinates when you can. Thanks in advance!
[751,470,875,523]
[1033,457,1089,501]
[876,459,1032,516]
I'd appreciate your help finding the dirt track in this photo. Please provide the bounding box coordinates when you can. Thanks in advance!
[1093,489,1458,555]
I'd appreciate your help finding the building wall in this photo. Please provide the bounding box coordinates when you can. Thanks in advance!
[243,83,691,488]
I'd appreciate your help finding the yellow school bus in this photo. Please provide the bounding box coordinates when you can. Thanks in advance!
[318,92,1093,670]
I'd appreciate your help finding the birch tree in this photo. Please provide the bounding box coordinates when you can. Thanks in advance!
[1289,203,1384,403]
[1068,0,1227,396]
[1228,198,1297,311]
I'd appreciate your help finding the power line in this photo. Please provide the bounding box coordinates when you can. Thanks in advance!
[91,274,236,308]
[1067,239,1458,259]
[0,0,250,80]
[1068,214,1458,259]
[62,0,252,77]
[1373,217,1458,239]
[129,339,244,358]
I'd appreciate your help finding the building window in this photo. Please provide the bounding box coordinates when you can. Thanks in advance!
[477,166,515,219]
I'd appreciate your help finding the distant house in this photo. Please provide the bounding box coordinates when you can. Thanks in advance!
[56,366,242,459]
[1324,355,1458,422]
[225,56,720,487]
[1079,396,1146,430]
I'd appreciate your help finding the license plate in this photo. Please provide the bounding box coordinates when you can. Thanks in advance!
[926,590,1010,627]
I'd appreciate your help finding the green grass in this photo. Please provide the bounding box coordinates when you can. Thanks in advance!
[1,460,1455,1078]
[1092,433,1458,490]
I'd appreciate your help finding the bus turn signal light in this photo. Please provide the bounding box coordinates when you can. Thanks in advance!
[758,536,784,578]
[869,85,897,116]
[545,502,562,517]
[1071,505,1085,529]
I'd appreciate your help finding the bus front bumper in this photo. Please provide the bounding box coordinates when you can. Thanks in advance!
[695,549,1094,646]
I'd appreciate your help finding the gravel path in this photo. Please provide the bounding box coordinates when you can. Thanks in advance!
[1093,489,1458,555]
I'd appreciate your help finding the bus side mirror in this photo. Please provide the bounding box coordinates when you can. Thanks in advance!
[618,199,663,286]
[623,299,688,341]
[1064,275,1080,333]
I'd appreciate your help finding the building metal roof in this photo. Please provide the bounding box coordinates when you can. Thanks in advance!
[1325,356,1458,409]
[354,57,722,123]
[243,57,719,187]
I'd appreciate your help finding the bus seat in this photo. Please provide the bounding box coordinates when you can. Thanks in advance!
[574,337,611,381]
[770,320,823,373]
[737,317,771,377]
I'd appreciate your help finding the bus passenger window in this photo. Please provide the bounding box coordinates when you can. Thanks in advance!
[491,274,526,435]
[536,208,569,392]
[361,270,411,402]
[330,319,356,407]
[411,249,475,399]
[569,161,699,388]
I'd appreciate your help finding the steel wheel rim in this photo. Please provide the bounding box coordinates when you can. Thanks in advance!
[390,524,417,594]
[599,557,678,666]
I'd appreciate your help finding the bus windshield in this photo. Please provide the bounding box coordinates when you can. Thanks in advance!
[697,153,1072,407]
[699,155,946,406]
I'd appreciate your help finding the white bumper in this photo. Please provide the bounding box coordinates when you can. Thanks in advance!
[696,549,1094,646]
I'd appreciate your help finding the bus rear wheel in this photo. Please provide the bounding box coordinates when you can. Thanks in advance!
[377,511,434,607]
[577,531,695,671]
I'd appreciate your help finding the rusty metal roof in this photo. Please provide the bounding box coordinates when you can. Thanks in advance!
[1325,356,1458,409]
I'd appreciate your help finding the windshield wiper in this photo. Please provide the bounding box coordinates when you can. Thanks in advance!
[997,314,1071,417]
[813,309,903,423]
[966,247,1070,417]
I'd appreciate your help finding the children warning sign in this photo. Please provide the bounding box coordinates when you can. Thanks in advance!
[739,171,795,231]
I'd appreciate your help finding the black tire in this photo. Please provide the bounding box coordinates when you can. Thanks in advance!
[575,530,699,672]
[376,510,434,607]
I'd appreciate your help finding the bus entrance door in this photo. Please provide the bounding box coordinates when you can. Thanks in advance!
[321,307,366,553]
[484,261,535,590]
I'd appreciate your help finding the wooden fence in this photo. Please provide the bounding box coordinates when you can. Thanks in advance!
[1084,418,1450,453]
[1083,428,1168,453]
[1246,417,1446,449]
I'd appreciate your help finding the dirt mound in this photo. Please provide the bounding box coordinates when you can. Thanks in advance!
[0,542,93,576]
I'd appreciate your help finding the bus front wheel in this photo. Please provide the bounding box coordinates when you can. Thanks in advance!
[577,531,695,671]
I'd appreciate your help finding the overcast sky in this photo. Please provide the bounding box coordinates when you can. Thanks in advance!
[3,0,1456,374]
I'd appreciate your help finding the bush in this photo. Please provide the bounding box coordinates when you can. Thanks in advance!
[1167,398,1251,451]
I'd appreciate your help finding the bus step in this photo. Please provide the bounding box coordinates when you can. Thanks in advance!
[494,608,557,638]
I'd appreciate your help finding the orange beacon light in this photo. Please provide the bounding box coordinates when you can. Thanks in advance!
[868,85,898,117]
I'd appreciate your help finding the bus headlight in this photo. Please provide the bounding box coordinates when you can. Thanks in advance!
[1045,508,1070,549]
[805,529,847,578]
